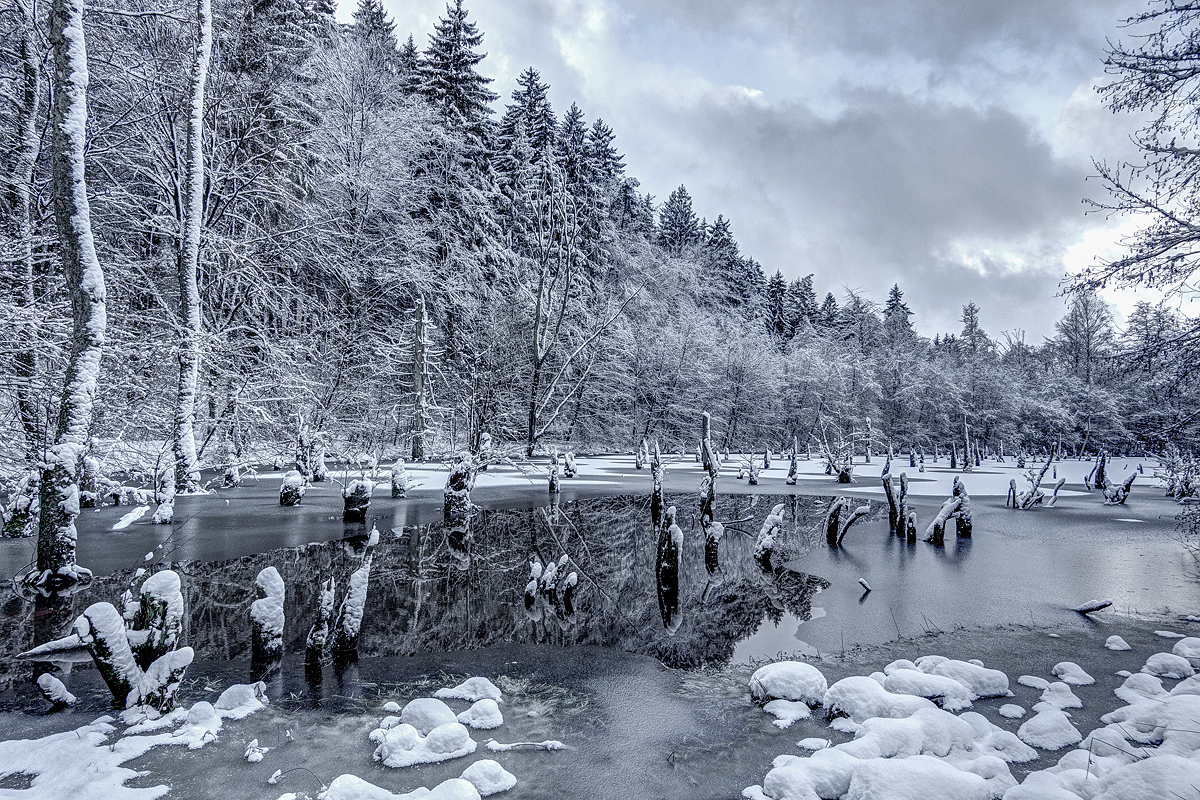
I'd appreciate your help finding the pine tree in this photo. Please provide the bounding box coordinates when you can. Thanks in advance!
[585,118,624,188]
[351,0,397,54]
[883,283,914,342]
[556,102,588,190]
[766,271,789,343]
[786,274,818,336]
[818,292,839,330]
[398,34,421,94]
[960,302,988,358]
[498,67,555,156]
[420,0,497,131]
[658,185,700,255]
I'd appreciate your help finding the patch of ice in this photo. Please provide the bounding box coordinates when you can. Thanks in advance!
[1105,635,1132,651]
[436,677,502,703]
[1051,662,1094,686]
[750,661,828,705]
[764,699,811,729]
[460,759,517,796]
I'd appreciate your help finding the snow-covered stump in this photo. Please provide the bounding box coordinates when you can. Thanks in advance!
[548,450,560,494]
[700,412,720,478]
[650,441,665,530]
[635,439,647,470]
[1014,449,1055,509]
[909,450,917,468]
[223,460,241,488]
[305,576,335,663]
[444,455,476,516]
[37,672,76,707]
[3,470,39,538]
[655,506,683,634]
[331,526,379,659]
[835,504,870,546]
[250,567,285,665]
[312,447,328,482]
[882,457,899,535]
[390,459,410,498]
[763,448,771,469]
[755,503,786,571]
[962,421,973,473]
[128,570,185,670]
[748,459,759,485]
[824,497,849,546]
[925,476,972,545]
[342,479,372,523]
[80,455,100,508]
[68,573,193,710]
[279,470,305,506]
[1103,471,1136,505]
[786,437,799,485]
[563,451,577,478]
[899,473,916,541]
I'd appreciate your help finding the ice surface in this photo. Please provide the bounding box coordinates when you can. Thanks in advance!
[750,662,828,705]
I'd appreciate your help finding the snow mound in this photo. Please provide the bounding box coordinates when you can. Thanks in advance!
[1017,675,1050,690]
[1172,637,1200,666]
[1105,635,1131,651]
[882,669,974,711]
[457,699,504,730]
[922,659,1010,698]
[401,698,458,735]
[373,722,477,768]
[823,676,936,723]
[750,661,828,705]
[37,673,77,705]
[1169,674,1200,697]
[1115,673,1168,705]
[998,704,1025,719]
[1016,703,1082,750]
[214,682,268,719]
[1051,662,1094,686]
[383,701,401,713]
[323,774,482,800]
[797,737,830,751]
[1142,652,1195,679]
[1155,630,1185,638]
[1039,682,1082,710]
[436,677,503,703]
[460,759,517,796]
[764,699,811,729]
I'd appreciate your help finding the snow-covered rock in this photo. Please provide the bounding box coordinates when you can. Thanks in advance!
[1039,682,1082,710]
[323,774,482,800]
[37,673,76,705]
[1105,635,1131,651]
[457,699,503,730]
[373,722,477,769]
[1115,673,1168,705]
[923,659,1010,698]
[1142,652,1195,679]
[436,677,503,703]
[823,676,936,723]
[750,661,828,705]
[460,759,517,796]
[998,704,1025,719]
[1172,637,1200,666]
[214,682,268,719]
[882,669,974,711]
[1017,703,1082,750]
[401,698,458,735]
[1051,662,1094,686]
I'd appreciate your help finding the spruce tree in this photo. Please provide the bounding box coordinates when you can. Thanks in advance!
[766,271,789,343]
[397,34,421,94]
[787,274,817,336]
[818,292,840,331]
[585,119,624,188]
[420,0,497,131]
[499,67,555,156]
[556,102,588,190]
[658,185,700,255]
[883,283,914,342]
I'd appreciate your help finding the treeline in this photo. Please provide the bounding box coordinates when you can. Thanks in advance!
[0,0,1197,479]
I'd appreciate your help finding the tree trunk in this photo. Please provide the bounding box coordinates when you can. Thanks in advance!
[33,0,107,590]
[412,296,429,461]
[13,3,42,459]
[172,0,212,493]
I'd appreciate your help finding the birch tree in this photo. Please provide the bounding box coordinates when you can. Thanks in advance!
[172,0,213,493]
[31,0,106,589]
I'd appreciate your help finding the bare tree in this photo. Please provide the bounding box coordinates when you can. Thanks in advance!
[30,0,107,590]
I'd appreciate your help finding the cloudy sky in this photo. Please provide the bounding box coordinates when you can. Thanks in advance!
[338,0,1158,340]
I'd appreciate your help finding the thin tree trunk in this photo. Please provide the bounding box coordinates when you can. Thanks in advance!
[173,0,212,492]
[33,0,106,589]
[412,296,428,461]
[13,3,42,459]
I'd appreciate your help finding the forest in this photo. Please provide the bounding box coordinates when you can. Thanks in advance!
[1,0,1198,493]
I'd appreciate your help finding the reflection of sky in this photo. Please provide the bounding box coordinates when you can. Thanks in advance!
[334,0,1173,339]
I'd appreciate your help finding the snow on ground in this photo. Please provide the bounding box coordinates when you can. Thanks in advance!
[0,683,268,800]
[744,629,1200,800]
[245,454,1164,500]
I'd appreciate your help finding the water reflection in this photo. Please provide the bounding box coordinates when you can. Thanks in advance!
[0,495,834,691]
